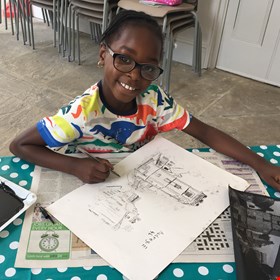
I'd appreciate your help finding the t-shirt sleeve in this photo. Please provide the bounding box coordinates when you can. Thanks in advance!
[36,91,90,148]
[156,86,191,132]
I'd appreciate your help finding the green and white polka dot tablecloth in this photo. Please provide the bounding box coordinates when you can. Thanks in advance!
[1,145,279,280]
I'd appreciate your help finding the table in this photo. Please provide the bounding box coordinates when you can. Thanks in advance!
[1,145,279,280]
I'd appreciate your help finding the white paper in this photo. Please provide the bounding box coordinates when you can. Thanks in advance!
[47,136,249,280]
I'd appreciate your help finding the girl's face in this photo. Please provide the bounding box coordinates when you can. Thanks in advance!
[99,24,162,113]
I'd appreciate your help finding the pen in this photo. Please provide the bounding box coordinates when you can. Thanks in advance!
[77,146,120,177]
[39,206,55,224]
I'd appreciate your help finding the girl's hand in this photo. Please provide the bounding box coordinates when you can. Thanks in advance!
[73,157,113,184]
[257,163,280,192]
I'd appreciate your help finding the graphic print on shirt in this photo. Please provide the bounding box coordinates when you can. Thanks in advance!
[37,83,190,152]
[91,121,145,144]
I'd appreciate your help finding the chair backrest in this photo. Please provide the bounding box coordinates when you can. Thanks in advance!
[71,0,104,12]
[70,0,118,32]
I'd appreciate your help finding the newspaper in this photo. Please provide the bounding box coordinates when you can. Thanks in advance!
[15,151,268,268]
[193,152,268,196]
[175,151,268,262]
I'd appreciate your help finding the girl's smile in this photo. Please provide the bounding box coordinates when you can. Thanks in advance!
[120,82,136,91]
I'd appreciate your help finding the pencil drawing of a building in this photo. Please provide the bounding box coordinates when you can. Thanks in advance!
[131,153,207,206]
[88,153,207,232]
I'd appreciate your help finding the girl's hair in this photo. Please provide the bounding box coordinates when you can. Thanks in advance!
[100,10,164,58]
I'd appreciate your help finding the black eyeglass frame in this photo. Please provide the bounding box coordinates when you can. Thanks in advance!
[105,44,164,81]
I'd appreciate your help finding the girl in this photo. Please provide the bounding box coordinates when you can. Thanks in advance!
[10,10,280,190]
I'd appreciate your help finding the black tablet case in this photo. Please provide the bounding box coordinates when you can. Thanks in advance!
[0,183,24,227]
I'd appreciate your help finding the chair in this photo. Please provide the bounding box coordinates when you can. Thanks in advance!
[8,0,32,45]
[0,0,8,29]
[0,0,43,46]
[163,11,201,91]
[27,0,60,49]
[117,0,202,93]
[68,0,118,64]
[1,0,69,52]
[0,0,18,36]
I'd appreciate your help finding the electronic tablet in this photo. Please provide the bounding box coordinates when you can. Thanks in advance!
[0,176,37,232]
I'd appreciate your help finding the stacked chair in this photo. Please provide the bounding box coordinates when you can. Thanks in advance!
[1,0,25,41]
[28,0,58,49]
[117,0,202,93]
[1,0,118,61]
[68,0,119,64]
[1,0,15,32]
[0,0,60,48]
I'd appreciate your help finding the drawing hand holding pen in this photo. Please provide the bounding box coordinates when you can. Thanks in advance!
[77,147,120,177]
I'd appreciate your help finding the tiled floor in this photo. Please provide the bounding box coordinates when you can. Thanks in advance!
[1,19,280,156]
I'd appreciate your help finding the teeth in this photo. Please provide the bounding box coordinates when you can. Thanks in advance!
[120,82,135,91]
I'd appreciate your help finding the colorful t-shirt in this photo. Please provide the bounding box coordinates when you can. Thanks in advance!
[37,81,191,153]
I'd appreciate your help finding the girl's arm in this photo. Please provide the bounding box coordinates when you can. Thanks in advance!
[9,126,112,183]
[183,117,280,190]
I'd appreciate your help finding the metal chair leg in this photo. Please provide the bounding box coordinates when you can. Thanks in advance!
[21,0,28,44]
[45,9,50,26]
[18,0,26,44]
[72,8,76,61]
[67,4,72,61]
[9,0,15,35]
[90,22,94,40]
[197,21,202,76]
[53,0,56,47]
[26,1,35,49]
[4,0,8,29]
[59,0,64,52]
[0,0,2,24]
[164,30,174,93]
[41,8,46,22]
[191,11,202,76]
[77,13,80,65]
[25,0,31,46]
[63,0,68,56]
[57,0,61,52]
[13,0,20,40]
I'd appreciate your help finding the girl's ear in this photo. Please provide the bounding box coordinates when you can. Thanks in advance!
[99,43,106,64]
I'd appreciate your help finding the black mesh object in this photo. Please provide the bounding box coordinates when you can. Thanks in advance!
[0,182,24,227]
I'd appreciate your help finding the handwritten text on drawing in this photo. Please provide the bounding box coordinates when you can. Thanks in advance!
[141,230,164,249]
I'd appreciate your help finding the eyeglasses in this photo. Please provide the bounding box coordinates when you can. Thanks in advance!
[106,45,163,81]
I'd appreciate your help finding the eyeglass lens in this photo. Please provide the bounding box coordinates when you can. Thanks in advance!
[114,54,162,81]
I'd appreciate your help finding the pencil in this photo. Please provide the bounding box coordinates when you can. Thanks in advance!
[77,146,120,177]
[39,206,55,224]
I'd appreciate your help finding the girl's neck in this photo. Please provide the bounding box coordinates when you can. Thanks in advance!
[98,81,137,116]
